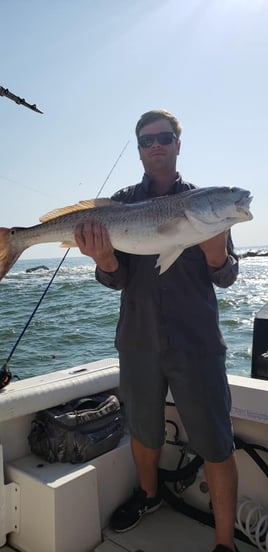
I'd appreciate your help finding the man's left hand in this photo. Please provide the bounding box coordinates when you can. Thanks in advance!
[199,232,228,268]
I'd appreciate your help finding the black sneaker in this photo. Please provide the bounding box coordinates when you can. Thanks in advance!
[110,487,163,532]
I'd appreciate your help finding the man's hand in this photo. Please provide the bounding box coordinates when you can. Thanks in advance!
[75,220,119,272]
[199,231,228,268]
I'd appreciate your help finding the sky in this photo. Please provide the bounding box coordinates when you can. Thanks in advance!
[1,0,268,260]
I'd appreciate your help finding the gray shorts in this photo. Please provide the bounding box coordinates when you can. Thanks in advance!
[119,349,234,462]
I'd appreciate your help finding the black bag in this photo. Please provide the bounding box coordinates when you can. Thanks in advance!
[28,392,124,463]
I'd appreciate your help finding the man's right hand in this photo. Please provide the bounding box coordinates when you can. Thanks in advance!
[75,220,119,272]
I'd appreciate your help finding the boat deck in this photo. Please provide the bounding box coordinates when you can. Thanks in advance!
[1,362,266,552]
[1,503,256,551]
[95,504,256,552]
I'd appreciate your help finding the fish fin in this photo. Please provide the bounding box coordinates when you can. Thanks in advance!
[78,198,119,208]
[0,227,26,281]
[157,217,183,235]
[60,241,77,248]
[155,246,184,274]
[40,198,118,223]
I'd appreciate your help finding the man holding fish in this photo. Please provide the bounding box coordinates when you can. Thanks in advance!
[75,109,241,552]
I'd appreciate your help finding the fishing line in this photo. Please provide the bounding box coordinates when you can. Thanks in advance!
[95,140,130,198]
[0,175,55,199]
[0,250,69,388]
[0,140,130,388]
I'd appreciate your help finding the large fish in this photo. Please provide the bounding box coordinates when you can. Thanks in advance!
[0,186,252,280]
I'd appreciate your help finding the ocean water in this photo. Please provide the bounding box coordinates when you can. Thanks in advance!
[0,249,268,381]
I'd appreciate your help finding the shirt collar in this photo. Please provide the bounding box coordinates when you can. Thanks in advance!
[141,172,184,197]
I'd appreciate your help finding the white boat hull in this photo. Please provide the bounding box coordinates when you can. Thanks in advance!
[0,359,267,551]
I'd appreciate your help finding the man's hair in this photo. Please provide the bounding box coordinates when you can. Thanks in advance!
[135,109,182,140]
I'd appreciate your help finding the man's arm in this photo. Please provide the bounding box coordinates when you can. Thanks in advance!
[199,231,238,288]
[75,220,118,272]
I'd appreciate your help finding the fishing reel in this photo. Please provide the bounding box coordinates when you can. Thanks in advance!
[0,364,12,389]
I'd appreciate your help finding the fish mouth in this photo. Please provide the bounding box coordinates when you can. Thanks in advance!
[236,194,253,219]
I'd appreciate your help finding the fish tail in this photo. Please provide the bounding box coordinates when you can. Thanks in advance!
[0,228,25,280]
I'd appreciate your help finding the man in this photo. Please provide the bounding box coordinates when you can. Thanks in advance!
[75,109,239,552]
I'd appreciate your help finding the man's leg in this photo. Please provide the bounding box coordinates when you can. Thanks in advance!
[131,435,161,497]
[205,452,238,552]
[110,435,162,532]
[110,351,166,532]
[120,350,167,495]
[167,350,238,550]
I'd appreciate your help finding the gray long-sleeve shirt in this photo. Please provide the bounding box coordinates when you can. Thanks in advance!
[96,173,238,353]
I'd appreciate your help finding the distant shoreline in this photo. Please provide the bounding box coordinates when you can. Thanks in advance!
[18,248,268,263]
[239,250,268,259]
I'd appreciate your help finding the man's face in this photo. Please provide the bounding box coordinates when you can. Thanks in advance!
[137,118,180,174]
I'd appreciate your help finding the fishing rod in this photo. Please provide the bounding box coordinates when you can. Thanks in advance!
[0,250,69,389]
[0,85,43,114]
[0,140,130,389]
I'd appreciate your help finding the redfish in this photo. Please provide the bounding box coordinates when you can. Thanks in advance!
[0,186,253,280]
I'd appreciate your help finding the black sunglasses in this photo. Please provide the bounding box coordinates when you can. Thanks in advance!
[138,131,177,148]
